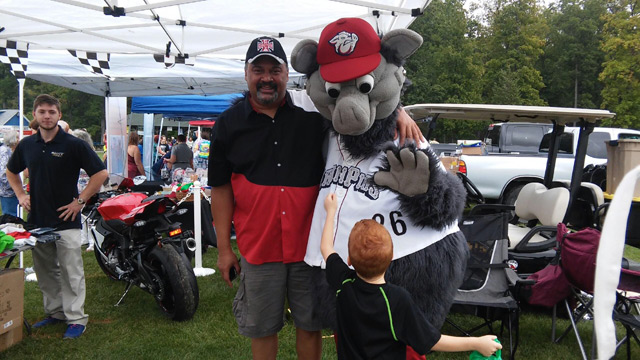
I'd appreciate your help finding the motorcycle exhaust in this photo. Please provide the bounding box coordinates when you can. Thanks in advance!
[185,237,197,252]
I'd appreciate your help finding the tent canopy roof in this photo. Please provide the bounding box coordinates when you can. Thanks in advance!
[0,0,429,97]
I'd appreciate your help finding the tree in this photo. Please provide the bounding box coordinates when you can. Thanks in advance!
[540,0,607,108]
[403,0,488,140]
[0,63,105,141]
[404,0,484,105]
[599,0,640,128]
[480,0,548,106]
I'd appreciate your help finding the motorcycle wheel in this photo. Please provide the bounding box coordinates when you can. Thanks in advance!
[94,240,119,281]
[147,244,199,321]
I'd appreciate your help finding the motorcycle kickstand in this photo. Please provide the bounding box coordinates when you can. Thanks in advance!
[115,281,134,307]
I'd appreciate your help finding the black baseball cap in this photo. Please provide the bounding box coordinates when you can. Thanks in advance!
[245,36,288,65]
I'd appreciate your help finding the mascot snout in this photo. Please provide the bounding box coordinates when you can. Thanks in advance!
[331,87,374,135]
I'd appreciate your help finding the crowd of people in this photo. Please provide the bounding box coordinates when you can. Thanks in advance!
[0,34,502,359]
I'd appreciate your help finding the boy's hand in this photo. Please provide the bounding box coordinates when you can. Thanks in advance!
[476,335,502,357]
[324,193,338,213]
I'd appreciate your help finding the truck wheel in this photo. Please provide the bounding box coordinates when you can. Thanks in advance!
[147,245,199,321]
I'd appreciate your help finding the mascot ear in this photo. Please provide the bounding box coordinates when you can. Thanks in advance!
[291,39,319,75]
[381,29,423,61]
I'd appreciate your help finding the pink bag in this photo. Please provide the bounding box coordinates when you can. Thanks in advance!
[526,261,572,308]
[558,223,601,294]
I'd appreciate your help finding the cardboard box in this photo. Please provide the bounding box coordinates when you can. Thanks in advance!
[458,140,485,155]
[606,139,640,197]
[440,156,459,174]
[0,269,24,352]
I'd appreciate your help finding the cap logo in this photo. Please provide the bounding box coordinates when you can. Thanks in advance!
[329,31,359,56]
[257,39,275,53]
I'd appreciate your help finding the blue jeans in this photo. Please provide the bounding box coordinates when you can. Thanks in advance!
[0,196,18,217]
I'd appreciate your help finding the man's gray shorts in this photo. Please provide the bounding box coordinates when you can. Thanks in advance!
[232,258,321,338]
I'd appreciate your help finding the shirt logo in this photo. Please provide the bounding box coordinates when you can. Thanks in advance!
[257,39,274,53]
[329,31,359,56]
[51,152,64,157]
[320,164,379,200]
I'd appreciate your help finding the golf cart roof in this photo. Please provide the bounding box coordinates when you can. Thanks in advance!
[404,104,615,125]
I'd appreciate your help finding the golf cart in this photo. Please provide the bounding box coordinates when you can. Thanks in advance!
[404,104,616,275]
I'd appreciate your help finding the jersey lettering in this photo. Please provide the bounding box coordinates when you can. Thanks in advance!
[321,164,379,200]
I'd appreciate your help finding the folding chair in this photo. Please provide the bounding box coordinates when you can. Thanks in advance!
[550,224,601,360]
[446,211,533,359]
[467,182,570,275]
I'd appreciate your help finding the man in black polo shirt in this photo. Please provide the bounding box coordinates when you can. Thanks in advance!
[6,94,108,340]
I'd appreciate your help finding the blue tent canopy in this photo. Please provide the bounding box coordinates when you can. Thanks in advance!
[131,93,243,118]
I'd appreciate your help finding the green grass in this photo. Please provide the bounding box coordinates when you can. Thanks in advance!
[3,245,639,359]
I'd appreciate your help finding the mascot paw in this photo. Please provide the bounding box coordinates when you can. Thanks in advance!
[374,147,430,196]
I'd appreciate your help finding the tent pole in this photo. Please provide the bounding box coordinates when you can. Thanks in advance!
[192,180,215,277]
[17,78,25,269]
[155,117,164,164]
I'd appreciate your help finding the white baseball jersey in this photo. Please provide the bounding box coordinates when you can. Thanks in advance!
[305,132,460,268]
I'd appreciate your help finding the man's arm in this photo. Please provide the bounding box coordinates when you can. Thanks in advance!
[431,335,501,357]
[6,169,29,212]
[211,183,240,287]
[320,193,338,261]
[57,169,108,222]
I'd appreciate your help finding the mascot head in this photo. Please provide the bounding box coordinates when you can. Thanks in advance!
[291,18,422,135]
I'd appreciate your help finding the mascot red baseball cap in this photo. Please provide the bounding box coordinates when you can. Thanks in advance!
[317,18,381,83]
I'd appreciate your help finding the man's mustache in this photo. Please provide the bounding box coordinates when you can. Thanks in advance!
[257,81,277,90]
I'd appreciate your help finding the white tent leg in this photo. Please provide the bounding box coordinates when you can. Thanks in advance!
[192,181,214,277]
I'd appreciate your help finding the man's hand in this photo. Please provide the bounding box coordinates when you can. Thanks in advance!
[57,198,84,222]
[17,193,30,212]
[217,249,240,288]
[396,107,425,145]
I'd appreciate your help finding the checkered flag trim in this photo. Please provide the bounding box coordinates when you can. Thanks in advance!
[0,40,29,79]
[68,50,111,77]
[153,54,195,68]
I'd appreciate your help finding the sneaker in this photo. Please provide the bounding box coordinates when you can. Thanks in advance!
[32,317,64,328]
[63,324,86,339]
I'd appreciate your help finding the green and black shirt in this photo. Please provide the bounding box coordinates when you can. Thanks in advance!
[326,253,441,359]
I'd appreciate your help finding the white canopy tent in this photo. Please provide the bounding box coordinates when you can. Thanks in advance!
[0,0,428,60]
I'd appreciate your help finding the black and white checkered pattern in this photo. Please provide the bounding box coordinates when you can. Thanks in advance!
[153,54,195,68]
[0,40,29,79]
[69,50,111,77]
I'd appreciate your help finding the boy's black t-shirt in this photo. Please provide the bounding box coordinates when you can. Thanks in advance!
[326,253,441,359]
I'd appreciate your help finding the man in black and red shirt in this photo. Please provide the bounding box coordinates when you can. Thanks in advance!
[209,36,327,360]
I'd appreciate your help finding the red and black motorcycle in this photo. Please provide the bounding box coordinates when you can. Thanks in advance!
[86,186,199,321]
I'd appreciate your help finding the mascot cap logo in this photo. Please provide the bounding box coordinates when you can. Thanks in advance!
[317,18,381,83]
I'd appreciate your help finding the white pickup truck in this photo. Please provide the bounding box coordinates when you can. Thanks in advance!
[404,104,640,205]
[458,126,640,204]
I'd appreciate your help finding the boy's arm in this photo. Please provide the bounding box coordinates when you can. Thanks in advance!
[431,335,502,357]
[320,193,338,261]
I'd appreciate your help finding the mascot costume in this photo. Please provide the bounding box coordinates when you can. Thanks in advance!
[291,17,469,338]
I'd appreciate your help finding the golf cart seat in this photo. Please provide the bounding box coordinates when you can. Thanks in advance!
[508,182,570,252]
[563,181,606,230]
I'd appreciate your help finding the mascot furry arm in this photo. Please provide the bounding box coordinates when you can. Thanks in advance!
[292,18,468,331]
